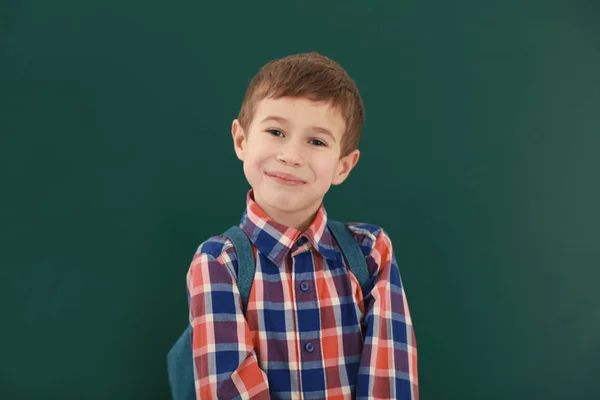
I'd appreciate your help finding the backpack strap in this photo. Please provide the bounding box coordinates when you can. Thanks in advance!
[222,225,255,313]
[327,220,371,294]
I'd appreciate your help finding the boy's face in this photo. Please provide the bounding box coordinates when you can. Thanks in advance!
[232,96,360,230]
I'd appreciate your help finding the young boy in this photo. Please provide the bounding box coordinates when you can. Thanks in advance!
[185,52,418,399]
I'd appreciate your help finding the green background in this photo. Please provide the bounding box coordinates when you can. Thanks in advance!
[2,0,599,399]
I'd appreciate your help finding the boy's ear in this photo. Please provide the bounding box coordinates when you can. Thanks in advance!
[231,119,246,161]
[332,149,360,185]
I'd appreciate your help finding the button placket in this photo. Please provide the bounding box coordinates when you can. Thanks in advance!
[291,251,321,364]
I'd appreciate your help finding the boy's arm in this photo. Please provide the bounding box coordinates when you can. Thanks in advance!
[357,229,419,400]
[186,249,270,400]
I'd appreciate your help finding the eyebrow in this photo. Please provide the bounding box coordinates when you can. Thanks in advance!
[259,116,337,142]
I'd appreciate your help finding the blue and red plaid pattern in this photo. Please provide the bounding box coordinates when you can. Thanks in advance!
[186,190,418,399]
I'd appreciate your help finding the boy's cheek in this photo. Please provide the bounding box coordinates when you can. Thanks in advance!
[243,158,263,180]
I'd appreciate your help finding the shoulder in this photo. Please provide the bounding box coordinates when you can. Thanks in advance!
[187,233,239,282]
[343,222,398,283]
[344,222,393,257]
[193,234,235,260]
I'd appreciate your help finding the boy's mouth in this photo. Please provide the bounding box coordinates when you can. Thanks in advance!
[265,171,306,186]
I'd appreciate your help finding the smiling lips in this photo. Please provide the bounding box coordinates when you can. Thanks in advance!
[265,171,306,186]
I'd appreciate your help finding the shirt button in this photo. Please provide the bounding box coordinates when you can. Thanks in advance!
[304,342,315,353]
[300,281,310,292]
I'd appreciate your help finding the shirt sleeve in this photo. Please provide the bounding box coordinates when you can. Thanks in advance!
[356,229,419,400]
[186,246,271,399]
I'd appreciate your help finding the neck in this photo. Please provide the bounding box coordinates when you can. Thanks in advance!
[268,208,317,233]
[253,195,320,233]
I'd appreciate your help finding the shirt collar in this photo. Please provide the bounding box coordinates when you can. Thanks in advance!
[239,189,341,266]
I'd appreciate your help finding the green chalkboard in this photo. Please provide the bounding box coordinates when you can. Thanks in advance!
[1,0,599,399]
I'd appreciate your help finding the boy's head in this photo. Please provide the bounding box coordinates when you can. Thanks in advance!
[231,52,365,230]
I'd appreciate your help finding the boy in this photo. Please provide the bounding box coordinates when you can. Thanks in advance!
[184,52,418,399]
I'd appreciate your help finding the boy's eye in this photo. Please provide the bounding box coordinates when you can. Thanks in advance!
[267,129,283,137]
[309,139,326,147]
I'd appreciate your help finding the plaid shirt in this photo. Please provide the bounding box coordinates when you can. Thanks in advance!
[186,190,418,399]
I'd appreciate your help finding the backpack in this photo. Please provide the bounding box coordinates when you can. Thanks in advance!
[166,220,370,400]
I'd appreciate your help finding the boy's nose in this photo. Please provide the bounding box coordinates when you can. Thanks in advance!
[276,145,303,167]
[276,152,303,167]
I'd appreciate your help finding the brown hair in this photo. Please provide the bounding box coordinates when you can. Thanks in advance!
[237,51,365,157]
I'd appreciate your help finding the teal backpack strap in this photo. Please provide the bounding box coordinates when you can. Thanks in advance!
[222,225,255,313]
[327,220,371,294]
